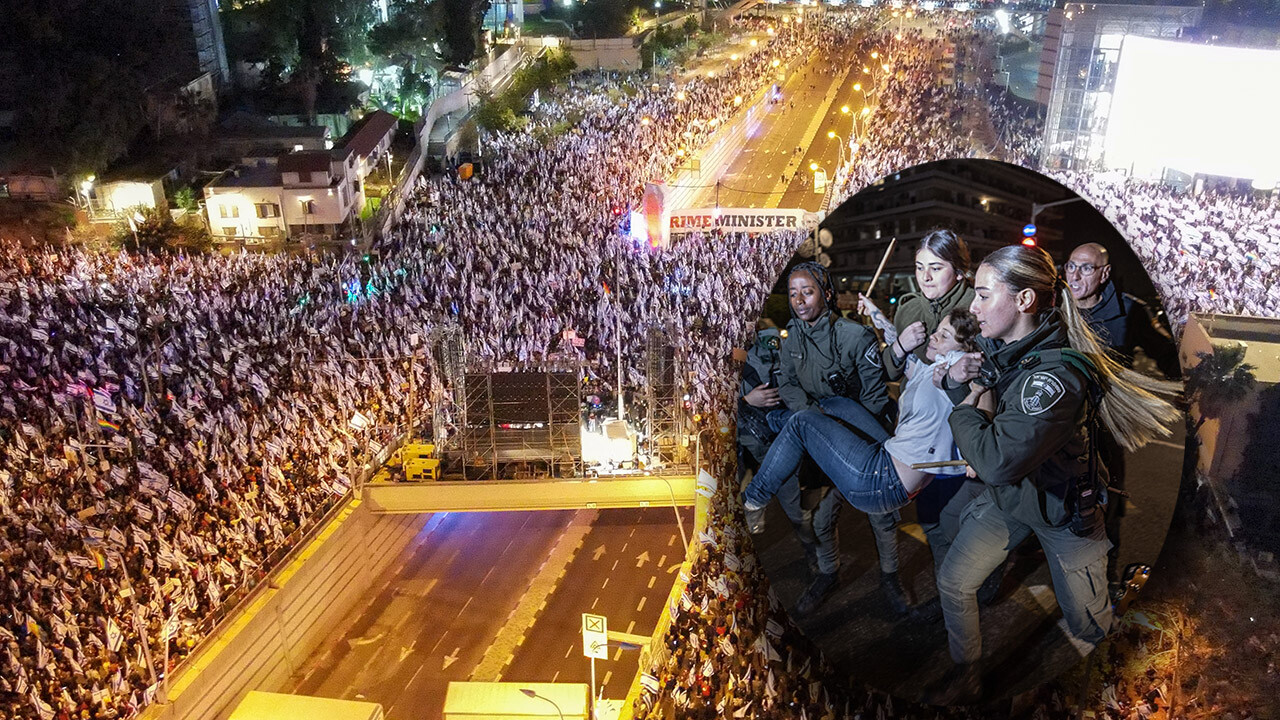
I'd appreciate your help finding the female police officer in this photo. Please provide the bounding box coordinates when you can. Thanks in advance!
[932,244,1176,703]
[765,261,906,616]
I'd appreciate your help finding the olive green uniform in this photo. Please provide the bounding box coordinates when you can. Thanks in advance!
[779,312,890,419]
[776,311,898,575]
[883,280,975,381]
[937,315,1113,665]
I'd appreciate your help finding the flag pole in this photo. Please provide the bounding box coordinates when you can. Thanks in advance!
[865,236,898,300]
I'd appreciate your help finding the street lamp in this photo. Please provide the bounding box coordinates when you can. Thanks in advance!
[656,476,689,549]
[520,689,565,720]
[827,130,846,169]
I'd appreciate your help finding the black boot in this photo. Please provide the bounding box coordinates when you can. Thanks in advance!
[880,570,910,617]
[794,571,839,616]
[907,596,943,624]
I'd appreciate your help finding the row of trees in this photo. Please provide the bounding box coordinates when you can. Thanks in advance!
[473,48,578,132]
[1,0,495,178]
[223,0,493,120]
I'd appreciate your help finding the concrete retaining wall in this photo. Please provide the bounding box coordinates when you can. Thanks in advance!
[142,501,431,720]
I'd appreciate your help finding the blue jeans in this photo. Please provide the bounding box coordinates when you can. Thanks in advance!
[767,398,900,573]
[746,407,910,517]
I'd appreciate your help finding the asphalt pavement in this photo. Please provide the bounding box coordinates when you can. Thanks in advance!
[503,507,694,699]
[289,510,575,718]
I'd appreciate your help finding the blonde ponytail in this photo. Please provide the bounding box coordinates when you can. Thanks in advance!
[982,244,1179,452]
[1055,284,1180,451]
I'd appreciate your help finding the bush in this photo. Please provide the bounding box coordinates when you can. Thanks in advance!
[115,206,211,254]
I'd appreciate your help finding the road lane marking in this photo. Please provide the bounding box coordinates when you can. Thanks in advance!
[591,596,599,609]
[471,510,598,682]
[627,620,635,633]
[648,576,656,589]
[429,631,448,654]
[668,535,676,546]
[553,670,561,682]
[611,560,618,571]
[602,577,609,589]
[566,645,574,658]
[657,555,666,567]
[603,670,613,686]
[636,596,647,612]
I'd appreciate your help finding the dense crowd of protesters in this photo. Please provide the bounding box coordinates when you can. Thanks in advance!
[0,6,1275,719]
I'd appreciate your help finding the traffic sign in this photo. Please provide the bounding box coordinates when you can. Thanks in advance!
[582,613,608,659]
[1022,223,1037,237]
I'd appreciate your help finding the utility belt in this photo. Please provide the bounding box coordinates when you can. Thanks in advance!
[1023,349,1110,540]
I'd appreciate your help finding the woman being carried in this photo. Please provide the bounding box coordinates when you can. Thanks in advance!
[743,309,983,529]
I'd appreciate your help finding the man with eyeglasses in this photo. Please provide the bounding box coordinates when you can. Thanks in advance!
[1065,242,1180,595]
[1064,243,1179,378]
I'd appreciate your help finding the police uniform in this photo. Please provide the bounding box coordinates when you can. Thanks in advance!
[882,280,976,381]
[775,310,900,578]
[737,329,823,573]
[937,314,1113,667]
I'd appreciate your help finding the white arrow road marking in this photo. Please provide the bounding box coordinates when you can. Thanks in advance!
[667,563,680,574]
[347,632,384,649]
[443,647,460,670]
[399,641,416,663]
[593,545,607,561]
[636,551,650,568]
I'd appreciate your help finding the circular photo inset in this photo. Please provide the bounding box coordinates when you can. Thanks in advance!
[737,158,1185,705]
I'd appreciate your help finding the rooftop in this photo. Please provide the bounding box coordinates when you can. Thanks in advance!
[209,165,283,189]
[341,110,399,159]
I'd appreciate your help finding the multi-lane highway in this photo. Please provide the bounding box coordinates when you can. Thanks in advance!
[682,36,880,212]
[289,507,688,718]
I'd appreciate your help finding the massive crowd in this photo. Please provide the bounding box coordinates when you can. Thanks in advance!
[0,5,1276,720]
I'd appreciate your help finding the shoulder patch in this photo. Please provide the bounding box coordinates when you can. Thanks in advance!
[1020,371,1066,416]
[863,343,882,367]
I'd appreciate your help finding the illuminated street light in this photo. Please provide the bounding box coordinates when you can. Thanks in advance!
[675,90,686,101]
[707,70,715,78]
[730,53,739,60]
[640,116,651,125]
[863,66,871,74]
[733,95,743,106]
[871,51,879,59]
[841,104,851,114]
[750,38,758,47]
[809,162,818,171]
[829,130,846,169]
[771,59,781,68]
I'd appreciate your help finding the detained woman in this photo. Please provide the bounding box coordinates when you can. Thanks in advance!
[860,229,987,590]
[931,244,1177,703]
[742,309,981,523]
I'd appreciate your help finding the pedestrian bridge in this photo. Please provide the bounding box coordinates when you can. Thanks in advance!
[362,475,699,513]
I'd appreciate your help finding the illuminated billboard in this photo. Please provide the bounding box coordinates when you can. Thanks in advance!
[1104,36,1280,182]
